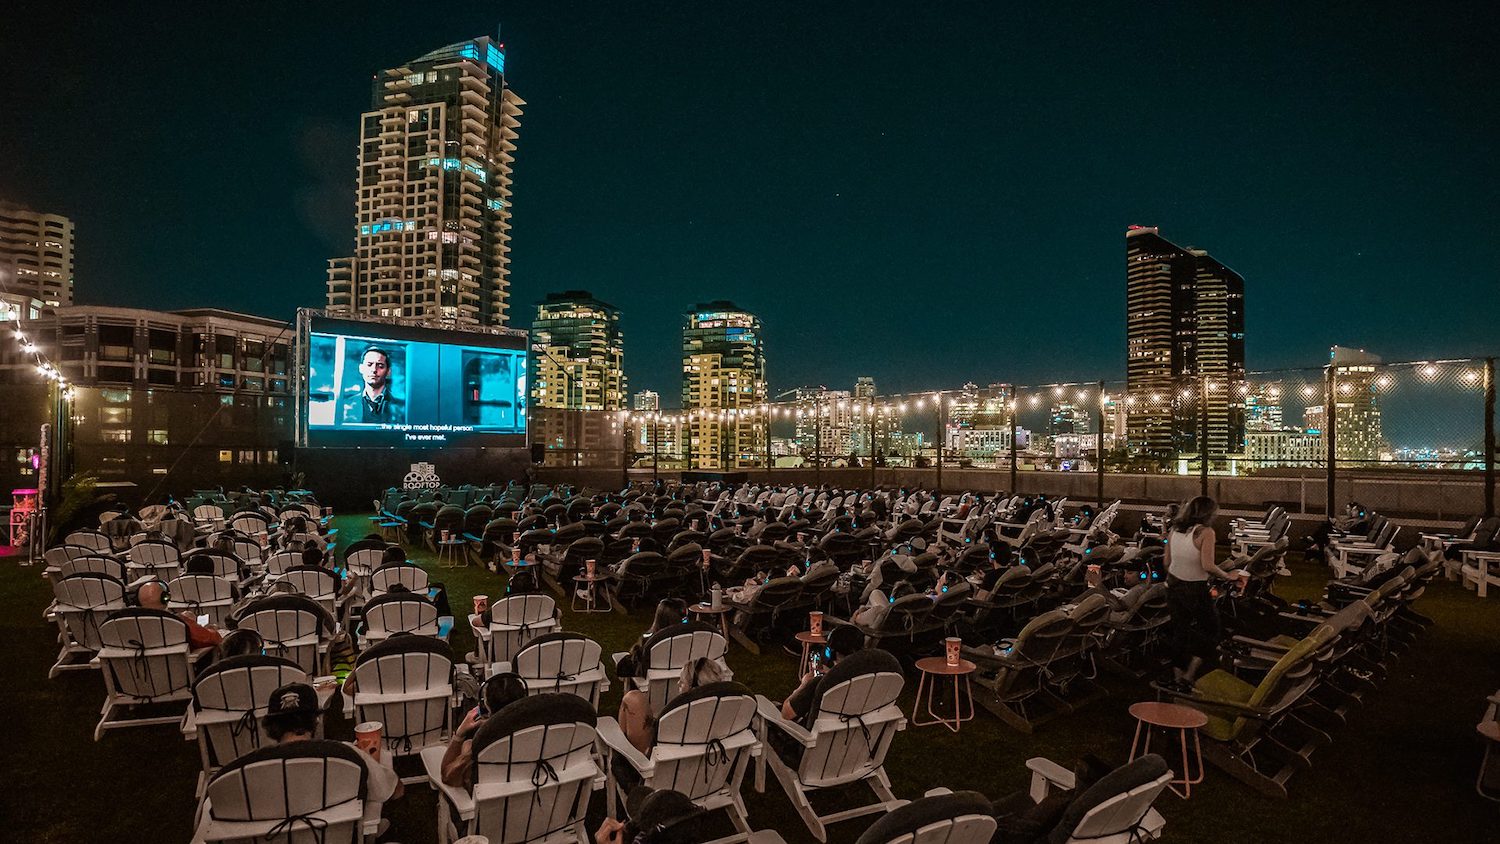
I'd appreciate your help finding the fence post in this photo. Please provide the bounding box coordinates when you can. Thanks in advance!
[651,417,659,484]
[1009,399,1018,495]
[1199,376,1209,497]
[1485,357,1496,518]
[1096,380,1106,507]
[869,401,877,490]
[621,413,629,490]
[765,408,773,474]
[935,393,945,494]
[814,393,822,488]
[1325,361,1337,518]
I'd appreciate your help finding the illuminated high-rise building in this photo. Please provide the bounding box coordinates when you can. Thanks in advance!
[682,302,766,469]
[326,35,523,326]
[0,203,74,320]
[1125,226,1246,462]
[633,390,659,411]
[793,388,853,458]
[529,291,625,410]
[854,376,876,398]
[1329,346,1384,463]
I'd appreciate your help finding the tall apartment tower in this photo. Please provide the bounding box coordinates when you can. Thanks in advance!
[1328,345,1384,463]
[326,36,523,326]
[633,390,660,411]
[528,291,624,466]
[0,203,74,320]
[1125,226,1246,462]
[682,302,766,469]
[529,290,625,410]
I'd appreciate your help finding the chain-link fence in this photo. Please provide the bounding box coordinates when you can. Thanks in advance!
[542,355,1497,520]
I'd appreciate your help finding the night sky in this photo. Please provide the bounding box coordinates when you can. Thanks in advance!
[3,1,1496,401]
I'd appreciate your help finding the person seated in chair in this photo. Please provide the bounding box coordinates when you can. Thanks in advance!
[137,581,222,650]
[852,581,915,630]
[780,625,863,723]
[615,599,689,680]
[596,787,709,844]
[618,657,726,757]
[439,672,528,788]
[263,682,402,822]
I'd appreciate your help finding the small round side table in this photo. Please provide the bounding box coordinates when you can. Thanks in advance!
[1128,701,1209,798]
[438,538,467,568]
[690,602,734,642]
[571,574,612,613]
[913,656,976,732]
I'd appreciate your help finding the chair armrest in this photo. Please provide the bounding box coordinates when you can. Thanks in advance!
[1151,682,1274,720]
[419,745,475,820]
[596,716,654,776]
[181,706,198,740]
[1026,756,1075,802]
[1229,634,1291,652]
[755,695,814,747]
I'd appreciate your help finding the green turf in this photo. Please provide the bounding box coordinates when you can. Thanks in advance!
[2,514,1497,843]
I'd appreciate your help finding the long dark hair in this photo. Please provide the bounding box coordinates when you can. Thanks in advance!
[1170,496,1218,534]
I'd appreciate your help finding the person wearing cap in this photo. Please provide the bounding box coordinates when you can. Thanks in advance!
[263,682,402,826]
[780,625,864,723]
[596,787,708,844]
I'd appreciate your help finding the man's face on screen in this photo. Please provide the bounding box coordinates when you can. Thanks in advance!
[360,351,390,392]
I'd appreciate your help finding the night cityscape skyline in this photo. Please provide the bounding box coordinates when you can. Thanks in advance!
[3,2,1498,401]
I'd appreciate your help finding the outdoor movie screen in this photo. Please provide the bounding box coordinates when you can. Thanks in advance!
[301,315,527,448]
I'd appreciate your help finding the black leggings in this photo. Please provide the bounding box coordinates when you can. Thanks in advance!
[1166,577,1220,669]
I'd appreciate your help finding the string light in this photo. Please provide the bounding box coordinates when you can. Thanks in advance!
[11,325,70,390]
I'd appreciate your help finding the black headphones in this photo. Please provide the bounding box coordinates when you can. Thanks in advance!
[130,579,171,607]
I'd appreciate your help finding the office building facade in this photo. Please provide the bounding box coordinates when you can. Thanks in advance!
[326,36,523,326]
[529,291,625,411]
[0,306,293,493]
[1125,226,1246,463]
[682,301,766,469]
[1,203,74,320]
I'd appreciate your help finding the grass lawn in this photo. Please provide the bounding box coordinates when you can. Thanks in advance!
[2,514,1497,843]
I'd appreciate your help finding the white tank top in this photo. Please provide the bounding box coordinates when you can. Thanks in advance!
[1167,528,1208,581]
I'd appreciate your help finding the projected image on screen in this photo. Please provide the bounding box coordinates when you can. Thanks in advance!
[304,322,526,448]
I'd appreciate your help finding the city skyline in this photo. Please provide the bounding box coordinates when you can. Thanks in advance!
[2,4,1497,400]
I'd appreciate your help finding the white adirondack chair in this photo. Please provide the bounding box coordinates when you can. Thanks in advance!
[855,791,997,844]
[497,631,609,707]
[755,649,907,842]
[346,636,453,764]
[127,538,182,581]
[263,550,303,576]
[94,608,197,740]
[480,593,560,669]
[281,565,341,618]
[600,681,760,844]
[169,574,237,628]
[614,623,733,716]
[48,572,127,677]
[370,562,429,596]
[1024,754,1170,843]
[65,528,113,552]
[420,693,600,844]
[182,654,310,796]
[236,594,332,676]
[192,741,367,844]
[360,592,439,647]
